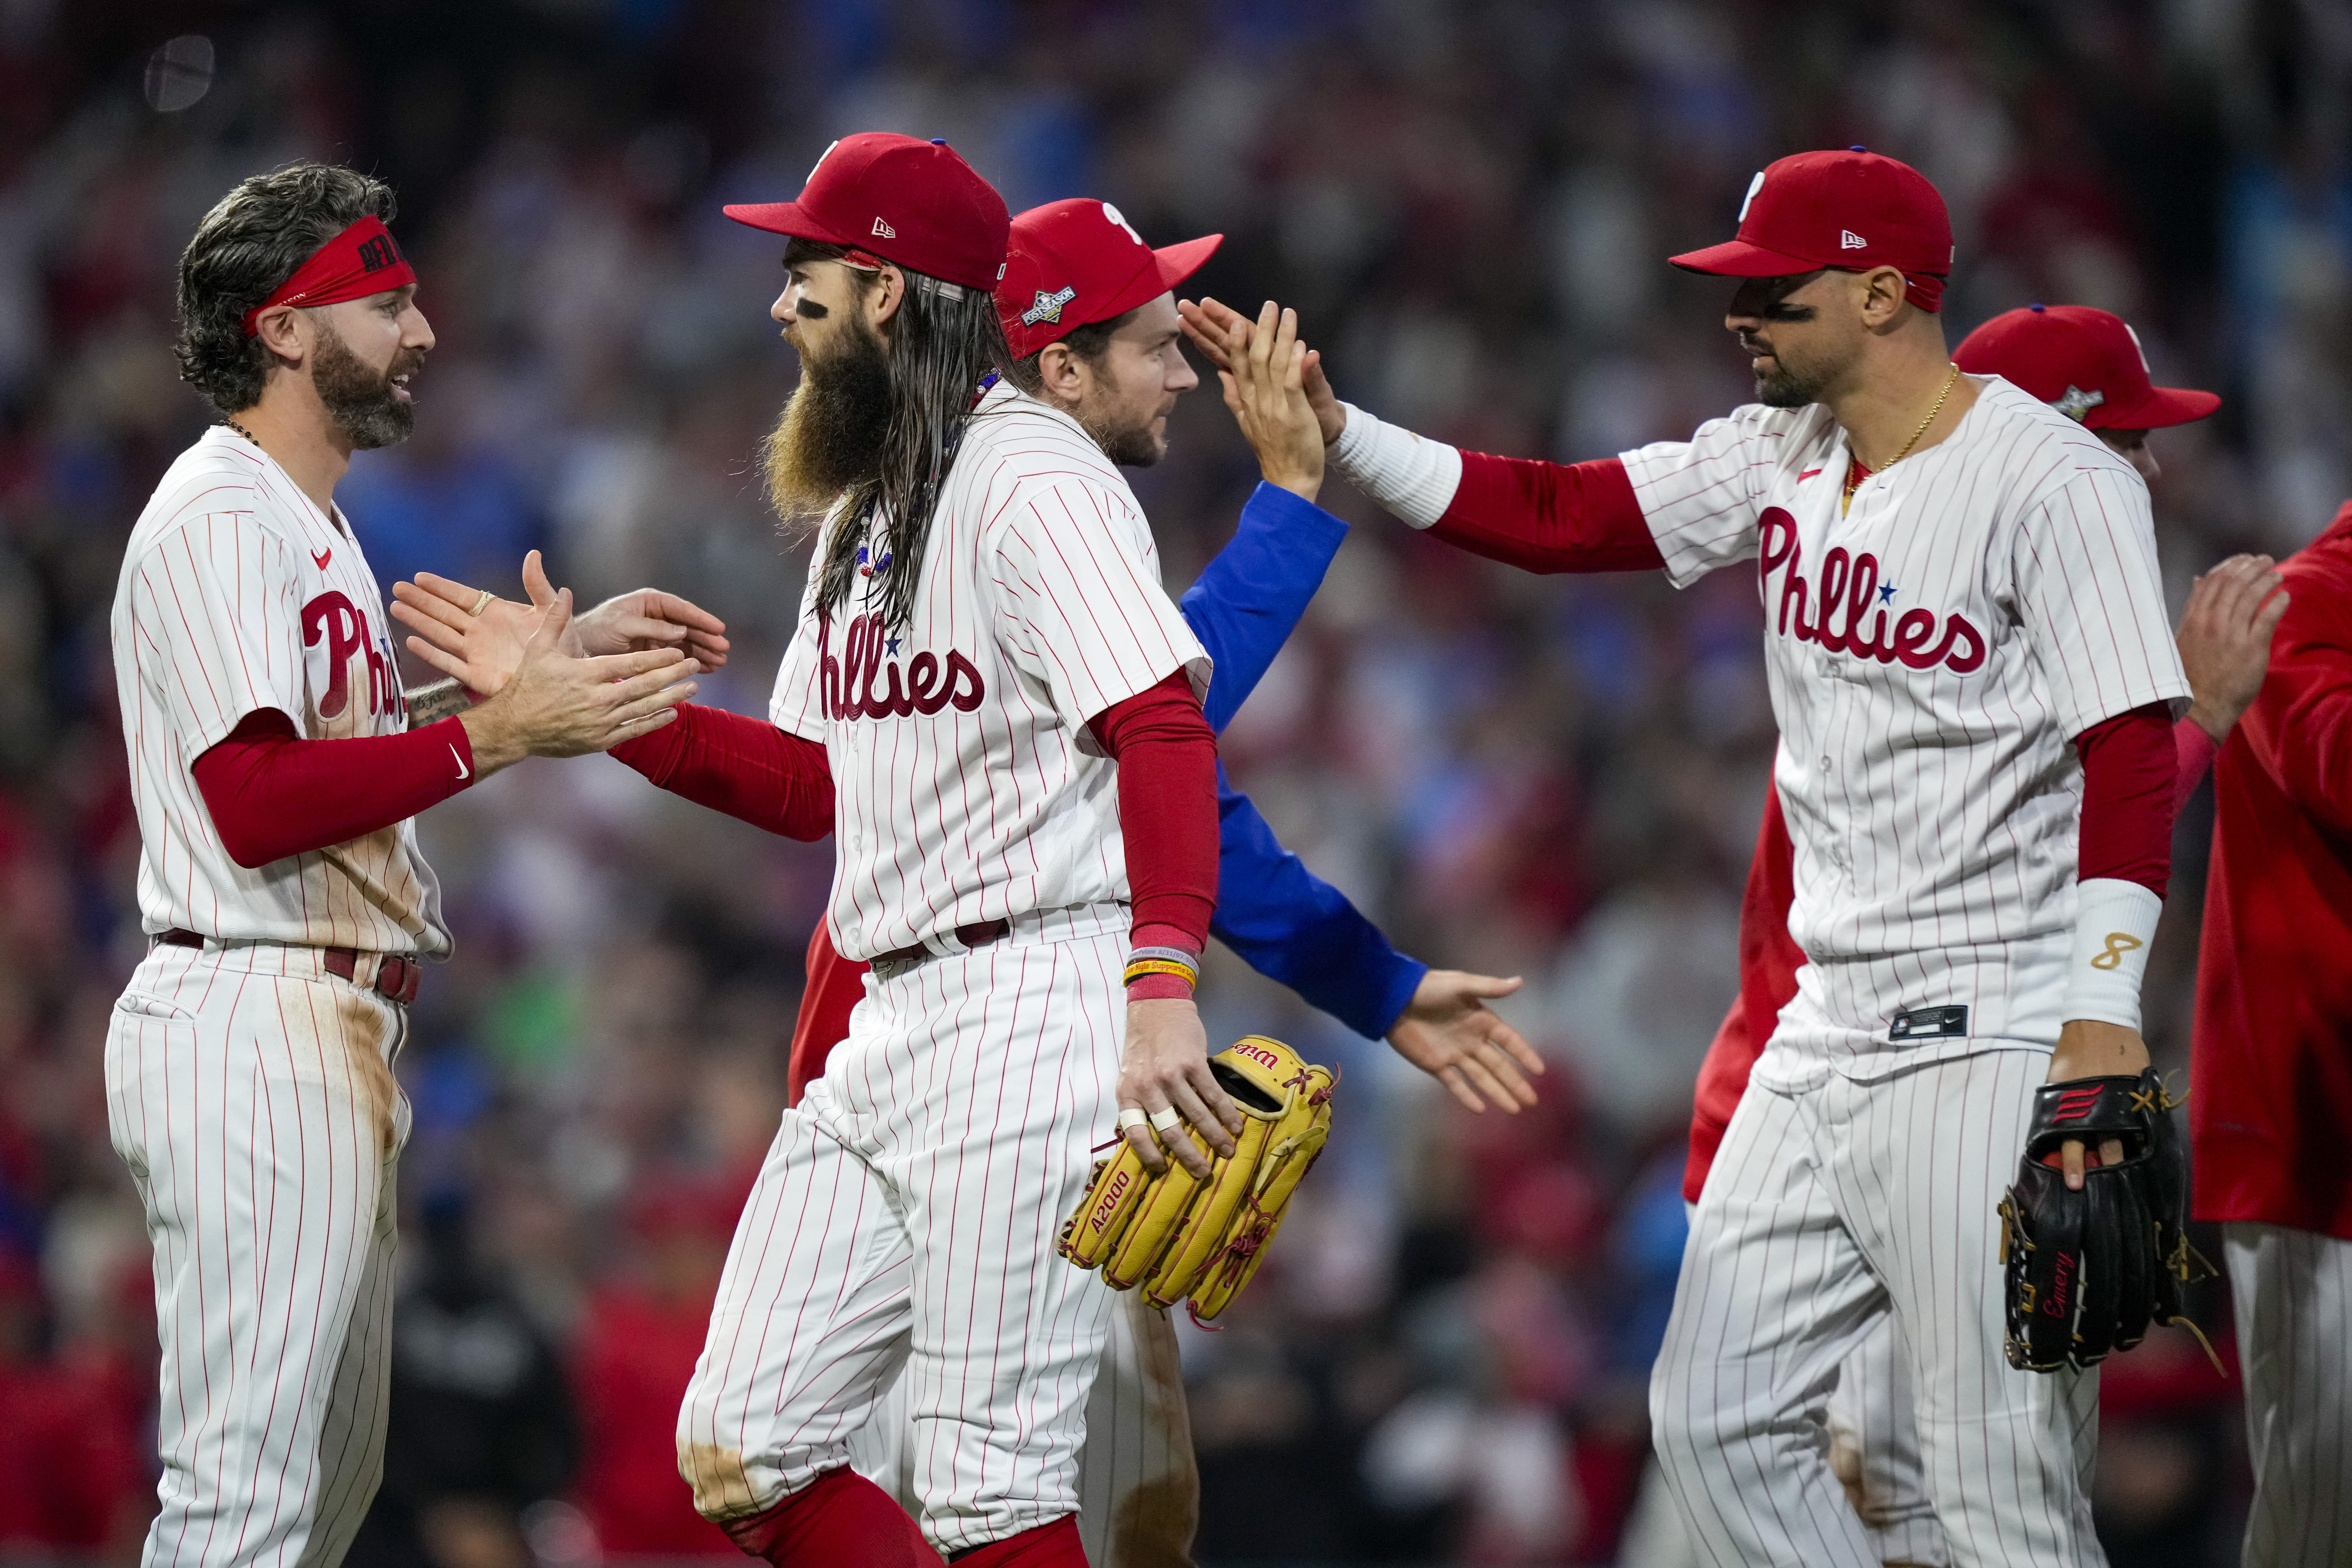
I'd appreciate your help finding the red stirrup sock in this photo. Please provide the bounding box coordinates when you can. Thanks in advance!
[946,1515,1086,1567]
[720,1467,943,1567]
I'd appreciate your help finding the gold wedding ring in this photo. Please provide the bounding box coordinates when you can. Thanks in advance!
[471,589,494,617]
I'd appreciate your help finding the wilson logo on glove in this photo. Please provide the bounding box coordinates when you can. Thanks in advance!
[1056,1034,1336,1325]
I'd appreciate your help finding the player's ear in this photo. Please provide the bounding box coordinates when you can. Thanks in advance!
[1857,266,1909,332]
[866,265,906,331]
[252,305,308,370]
[1035,341,1085,407]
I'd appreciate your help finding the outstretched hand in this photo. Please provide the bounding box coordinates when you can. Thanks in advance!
[393,550,730,696]
[453,587,698,777]
[2178,552,2287,742]
[1386,970,1547,1113]
[1180,295,1345,447]
[1212,300,1325,502]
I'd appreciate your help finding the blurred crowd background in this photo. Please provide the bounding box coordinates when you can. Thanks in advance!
[1,0,2348,1564]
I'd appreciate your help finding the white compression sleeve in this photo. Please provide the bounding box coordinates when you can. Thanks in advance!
[1330,402,1463,530]
[2059,876,2162,1033]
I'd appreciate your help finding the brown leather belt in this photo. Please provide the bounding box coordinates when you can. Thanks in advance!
[868,919,1010,975]
[155,929,422,1006]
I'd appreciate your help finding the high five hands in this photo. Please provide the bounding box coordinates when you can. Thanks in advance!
[1180,296,1347,449]
[1179,298,1341,500]
[393,550,726,777]
[391,549,731,695]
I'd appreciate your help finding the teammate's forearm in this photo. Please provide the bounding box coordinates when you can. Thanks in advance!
[1211,777,1422,1037]
[609,703,833,840]
[192,710,477,869]
[1330,401,1463,526]
[1431,452,1665,574]
[1332,402,1665,575]
[1180,483,1348,731]
[402,677,472,727]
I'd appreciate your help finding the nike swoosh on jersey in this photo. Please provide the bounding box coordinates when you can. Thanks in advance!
[1798,467,1823,481]
[449,744,470,781]
[312,548,333,570]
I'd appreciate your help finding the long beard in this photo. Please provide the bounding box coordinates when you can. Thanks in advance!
[762,324,893,516]
[312,325,417,449]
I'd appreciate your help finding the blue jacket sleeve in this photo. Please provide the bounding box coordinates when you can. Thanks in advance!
[1208,763,1427,1038]
[1181,483,1347,731]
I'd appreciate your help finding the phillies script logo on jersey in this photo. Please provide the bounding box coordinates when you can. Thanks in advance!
[819,613,986,721]
[1758,508,1987,674]
[302,591,397,719]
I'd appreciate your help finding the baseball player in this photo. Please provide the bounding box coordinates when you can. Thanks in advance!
[2193,494,2352,1568]
[1666,301,2282,1568]
[411,132,1226,1568]
[829,198,1546,1568]
[108,164,699,1568]
[1192,148,2189,1566]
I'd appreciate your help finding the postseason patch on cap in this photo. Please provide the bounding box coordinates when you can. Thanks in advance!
[1021,284,1077,327]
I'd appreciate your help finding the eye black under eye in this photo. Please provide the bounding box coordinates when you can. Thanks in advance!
[798,299,830,320]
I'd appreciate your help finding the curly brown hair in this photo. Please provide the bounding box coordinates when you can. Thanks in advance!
[173,163,397,415]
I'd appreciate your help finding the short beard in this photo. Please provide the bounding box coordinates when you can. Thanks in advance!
[312,323,416,449]
[1078,405,1166,468]
[1754,358,1829,409]
[763,321,893,516]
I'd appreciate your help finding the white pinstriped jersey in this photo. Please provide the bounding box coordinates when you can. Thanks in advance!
[770,381,1209,963]
[1623,376,2187,1073]
[111,427,450,955]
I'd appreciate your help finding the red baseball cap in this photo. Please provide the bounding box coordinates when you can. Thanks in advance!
[996,199,1222,359]
[1671,148,1955,312]
[1954,304,2219,429]
[724,133,1011,294]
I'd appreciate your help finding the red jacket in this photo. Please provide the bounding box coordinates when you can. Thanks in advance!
[2192,501,2352,1239]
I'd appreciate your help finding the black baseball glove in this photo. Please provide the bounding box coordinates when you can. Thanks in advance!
[1997,1067,2214,1373]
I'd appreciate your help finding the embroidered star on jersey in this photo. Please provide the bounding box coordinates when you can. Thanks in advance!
[1878,581,1897,603]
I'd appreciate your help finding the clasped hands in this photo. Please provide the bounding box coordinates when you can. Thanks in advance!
[390,550,730,778]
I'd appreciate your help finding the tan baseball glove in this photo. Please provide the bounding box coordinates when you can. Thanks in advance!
[1058,1035,1335,1323]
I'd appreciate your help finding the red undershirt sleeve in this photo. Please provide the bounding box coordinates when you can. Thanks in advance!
[1087,670,1219,982]
[1429,454,1667,575]
[2075,703,2178,899]
[191,709,477,870]
[607,705,833,841]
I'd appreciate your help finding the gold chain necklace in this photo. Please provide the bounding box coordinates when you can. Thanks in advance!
[1844,361,1961,514]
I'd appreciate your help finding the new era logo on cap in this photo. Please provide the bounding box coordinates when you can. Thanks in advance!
[872,217,896,239]
[1840,229,1867,250]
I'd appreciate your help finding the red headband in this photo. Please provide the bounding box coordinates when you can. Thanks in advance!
[240,215,417,337]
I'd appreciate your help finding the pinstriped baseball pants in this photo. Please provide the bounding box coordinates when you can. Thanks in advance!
[106,943,409,1568]
[846,1288,1199,1567]
[676,928,1126,1554]
[2227,1222,2352,1568]
[1650,1048,2104,1568]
